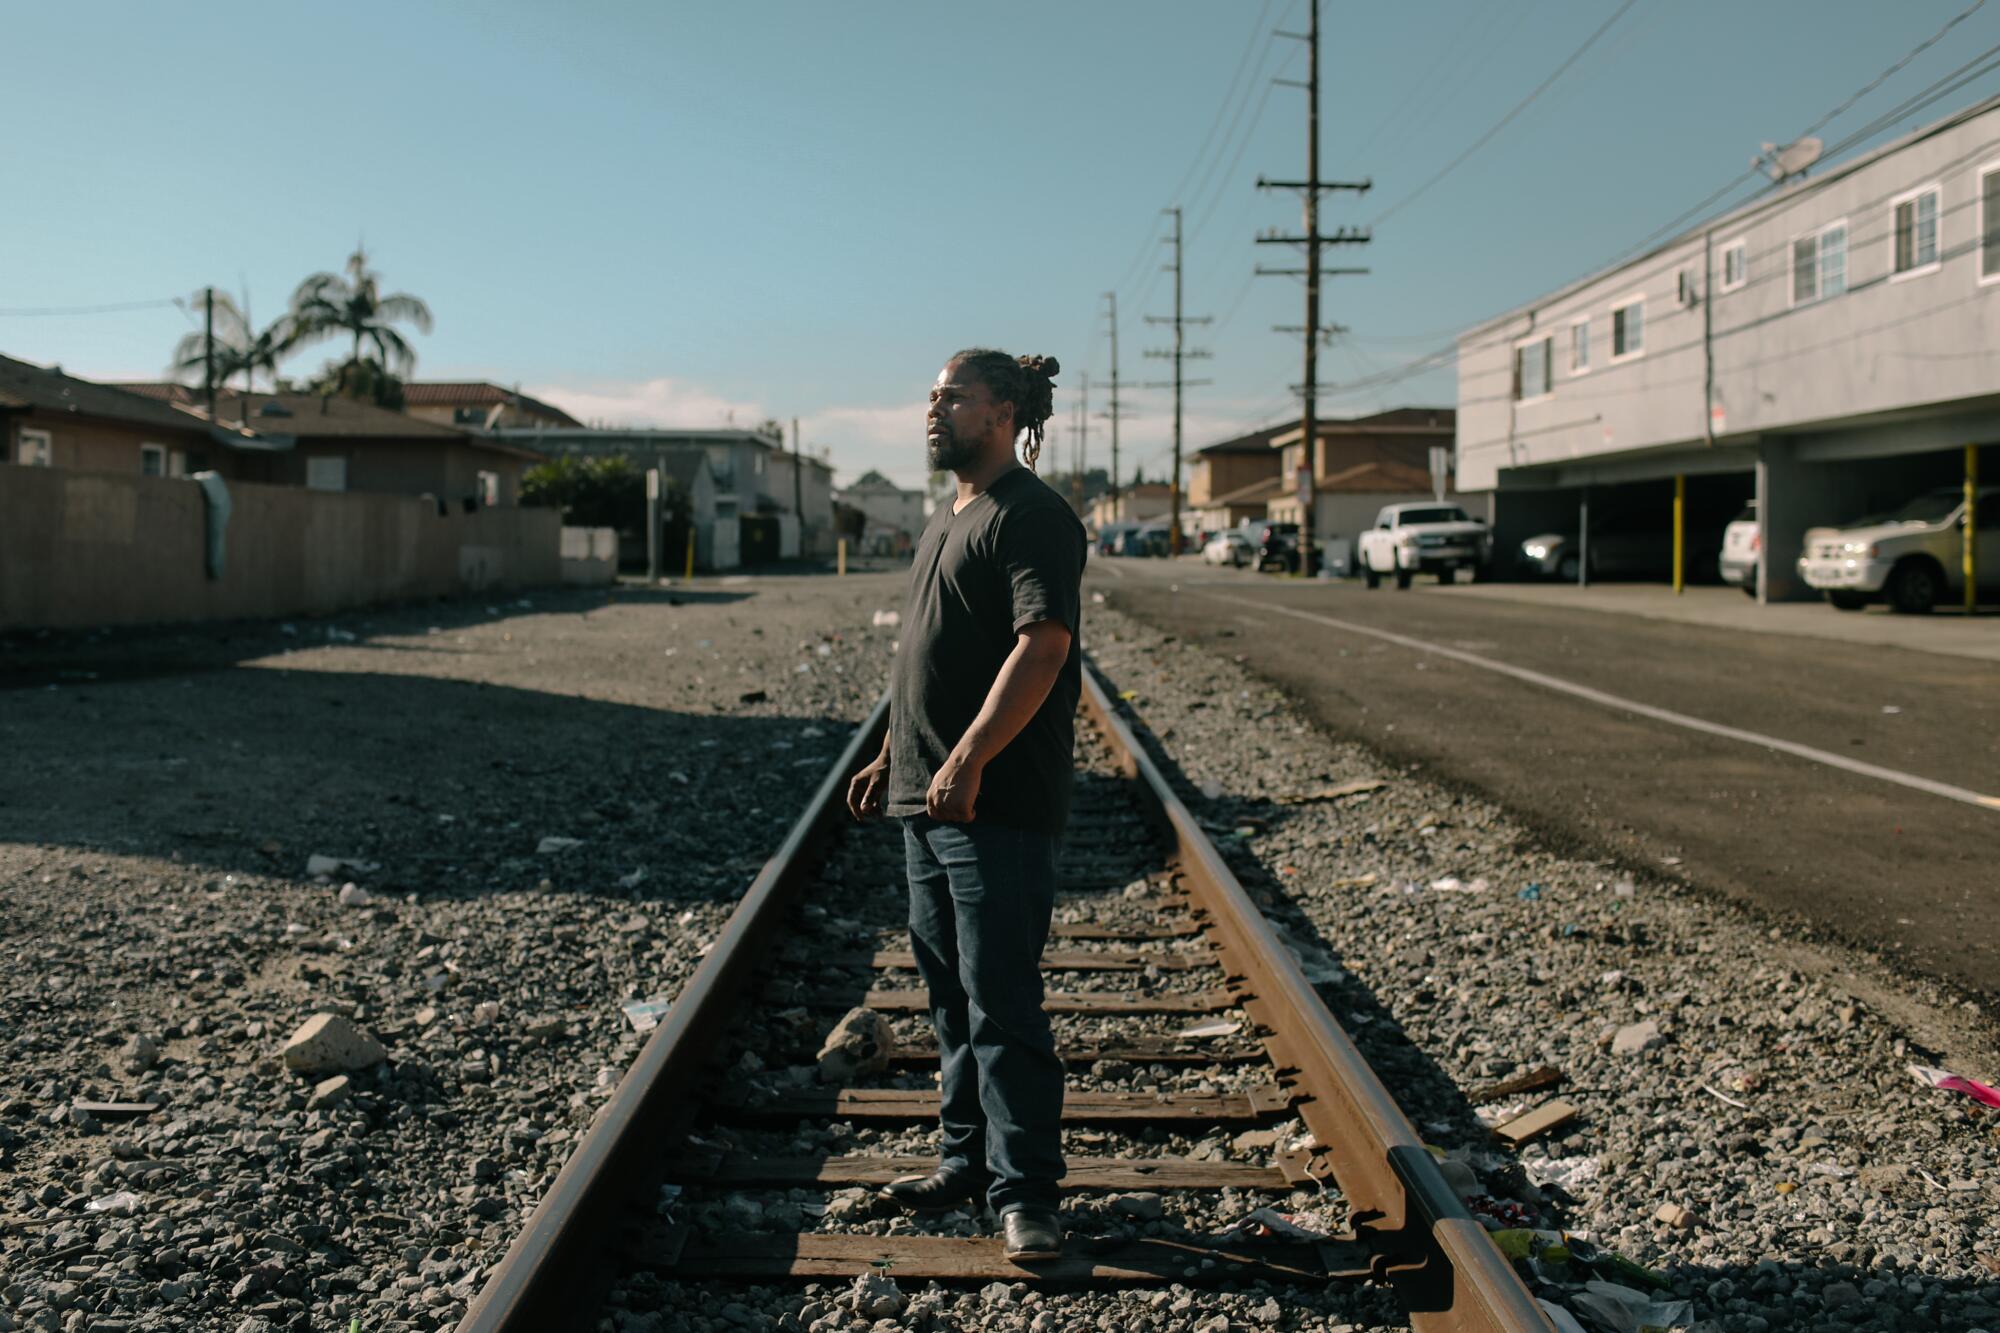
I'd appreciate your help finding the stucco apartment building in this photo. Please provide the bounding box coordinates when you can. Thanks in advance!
[400,382,583,431]
[835,469,925,555]
[1457,93,2000,599]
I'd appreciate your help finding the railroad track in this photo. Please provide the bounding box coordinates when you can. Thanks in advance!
[456,664,1551,1332]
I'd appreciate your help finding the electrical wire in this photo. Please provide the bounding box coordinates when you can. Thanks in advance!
[0,298,182,317]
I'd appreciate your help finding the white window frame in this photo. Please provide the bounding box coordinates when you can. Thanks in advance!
[1789,218,1848,307]
[1977,159,2000,286]
[15,427,52,466]
[1608,293,1646,363]
[139,443,167,476]
[305,455,348,492]
[1512,332,1554,403]
[1719,238,1748,293]
[1888,182,1942,281]
[1568,316,1592,375]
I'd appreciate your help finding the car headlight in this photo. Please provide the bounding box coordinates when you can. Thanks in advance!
[1524,543,1547,559]
[1839,541,1876,557]
[1397,533,1418,546]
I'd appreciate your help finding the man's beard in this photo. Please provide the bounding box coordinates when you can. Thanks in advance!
[926,429,979,472]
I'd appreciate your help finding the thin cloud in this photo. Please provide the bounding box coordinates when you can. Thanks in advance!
[523,377,768,432]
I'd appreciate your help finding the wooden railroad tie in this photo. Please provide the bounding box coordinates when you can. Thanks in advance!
[717,1082,1296,1124]
[865,948,1214,973]
[889,1036,1264,1067]
[668,1152,1301,1192]
[636,1231,1371,1287]
[843,987,1247,1015]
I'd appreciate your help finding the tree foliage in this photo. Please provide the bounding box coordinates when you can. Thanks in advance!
[519,454,689,533]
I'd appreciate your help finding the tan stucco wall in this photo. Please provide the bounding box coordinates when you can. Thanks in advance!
[0,465,560,630]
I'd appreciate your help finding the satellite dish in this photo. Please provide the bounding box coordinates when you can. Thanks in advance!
[1754,136,1823,182]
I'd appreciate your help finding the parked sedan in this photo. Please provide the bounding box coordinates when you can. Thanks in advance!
[1201,528,1253,566]
[1519,511,1726,582]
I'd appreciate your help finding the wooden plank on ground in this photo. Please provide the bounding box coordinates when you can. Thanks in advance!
[1466,1064,1565,1105]
[1492,1100,1579,1145]
[718,1083,1294,1124]
[856,988,1243,1015]
[642,1231,1366,1286]
[670,1153,1294,1191]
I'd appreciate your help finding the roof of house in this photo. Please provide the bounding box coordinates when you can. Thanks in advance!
[0,356,213,434]
[1210,475,1289,506]
[400,382,584,428]
[1316,458,1437,492]
[197,393,542,459]
[1196,422,1290,456]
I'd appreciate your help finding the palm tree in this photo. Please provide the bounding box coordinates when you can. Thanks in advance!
[286,248,432,403]
[168,288,294,411]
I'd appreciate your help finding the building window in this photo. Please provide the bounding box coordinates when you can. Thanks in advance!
[1513,335,1553,401]
[140,443,167,476]
[1791,219,1847,305]
[1610,296,1645,361]
[1978,161,2000,284]
[1720,239,1747,292]
[306,456,348,492]
[478,470,501,506]
[1569,318,1591,374]
[16,428,52,466]
[1891,184,1940,277]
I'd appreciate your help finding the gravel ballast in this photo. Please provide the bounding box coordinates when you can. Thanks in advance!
[1085,594,2000,1333]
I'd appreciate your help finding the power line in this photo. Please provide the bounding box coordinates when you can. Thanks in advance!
[0,297,181,317]
[1369,0,1645,227]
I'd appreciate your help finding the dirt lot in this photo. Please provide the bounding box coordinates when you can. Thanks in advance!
[0,574,907,1332]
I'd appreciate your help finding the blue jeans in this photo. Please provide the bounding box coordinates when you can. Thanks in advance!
[902,816,1066,1215]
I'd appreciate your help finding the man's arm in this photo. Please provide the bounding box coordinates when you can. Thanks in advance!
[846,703,892,820]
[925,621,1071,822]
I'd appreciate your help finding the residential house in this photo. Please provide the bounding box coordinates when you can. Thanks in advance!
[1,354,288,480]
[1263,408,1464,560]
[1456,93,2000,598]
[1086,481,1173,533]
[1188,423,1287,532]
[400,382,583,431]
[766,447,838,557]
[834,469,925,555]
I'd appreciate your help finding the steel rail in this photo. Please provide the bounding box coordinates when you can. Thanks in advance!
[1078,664,1552,1333]
[456,693,893,1333]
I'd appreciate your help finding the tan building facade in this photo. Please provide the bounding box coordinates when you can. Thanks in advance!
[400,382,583,431]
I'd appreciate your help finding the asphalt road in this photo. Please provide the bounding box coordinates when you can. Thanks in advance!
[1092,558,2000,1000]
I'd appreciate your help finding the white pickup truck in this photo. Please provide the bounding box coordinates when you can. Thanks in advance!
[1798,486,1997,612]
[1356,503,1490,589]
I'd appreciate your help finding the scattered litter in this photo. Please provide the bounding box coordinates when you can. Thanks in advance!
[668,771,690,785]
[738,689,768,704]
[1908,1063,2000,1109]
[1091,591,1106,604]
[1572,1280,1691,1332]
[1700,1083,1749,1110]
[1117,689,1139,702]
[71,1101,159,1121]
[617,868,649,890]
[1526,1155,1600,1194]
[623,997,673,1033]
[1226,1207,1338,1242]
[1429,876,1490,893]
[1611,877,1636,898]
[1276,778,1387,805]
[1882,704,1902,714]
[1517,882,1545,901]
[1329,874,1378,889]
[1466,1195,1534,1228]
[1468,1065,1565,1105]
[84,1191,142,1217]
[1493,1100,1579,1145]
[537,836,586,855]
[1178,1019,1242,1039]
[336,883,373,907]
[657,1183,683,1219]
[870,609,901,627]
[1536,1300,1590,1333]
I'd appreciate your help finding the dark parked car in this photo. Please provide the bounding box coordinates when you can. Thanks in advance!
[1518,509,1725,582]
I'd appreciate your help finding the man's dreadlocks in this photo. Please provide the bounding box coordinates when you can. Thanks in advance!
[949,349,1061,471]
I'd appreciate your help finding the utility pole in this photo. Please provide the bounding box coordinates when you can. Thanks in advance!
[1073,371,1091,516]
[1144,207,1212,556]
[791,417,805,558]
[203,286,216,421]
[1257,0,1369,577]
[1101,292,1124,522]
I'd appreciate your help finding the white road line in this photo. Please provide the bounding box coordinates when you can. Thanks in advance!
[1197,592,2000,813]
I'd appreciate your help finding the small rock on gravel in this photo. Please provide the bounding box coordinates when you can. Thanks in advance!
[281,1011,387,1073]
[1610,1019,1663,1055]
[816,1006,892,1082]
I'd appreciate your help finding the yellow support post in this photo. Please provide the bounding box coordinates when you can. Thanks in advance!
[838,538,848,577]
[1673,473,1685,595]
[684,526,695,581]
[1967,444,1979,617]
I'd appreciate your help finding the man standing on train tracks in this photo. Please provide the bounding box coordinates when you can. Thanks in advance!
[846,348,1086,1262]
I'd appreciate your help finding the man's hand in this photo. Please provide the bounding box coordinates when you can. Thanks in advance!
[847,755,889,821]
[925,753,981,823]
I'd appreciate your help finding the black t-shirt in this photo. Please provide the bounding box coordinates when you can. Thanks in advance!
[887,466,1088,835]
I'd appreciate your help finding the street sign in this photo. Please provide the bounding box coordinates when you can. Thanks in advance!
[1295,465,1313,507]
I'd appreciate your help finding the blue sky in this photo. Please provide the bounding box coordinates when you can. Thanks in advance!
[5,0,1997,489]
